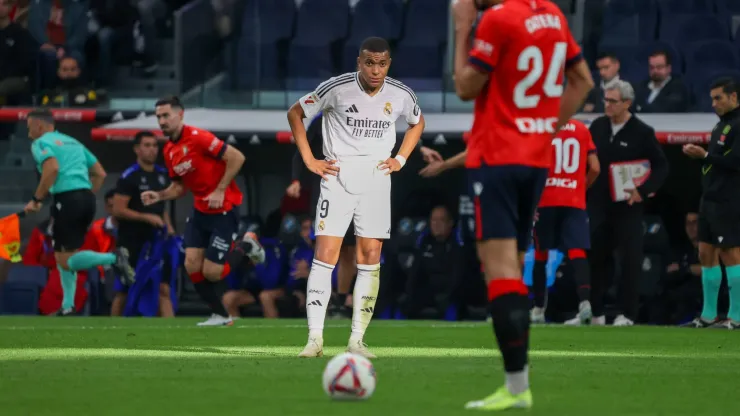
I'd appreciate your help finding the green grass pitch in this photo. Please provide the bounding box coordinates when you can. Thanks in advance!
[0,318,737,415]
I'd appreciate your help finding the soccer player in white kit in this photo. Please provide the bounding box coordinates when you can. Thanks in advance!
[287,37,425,358]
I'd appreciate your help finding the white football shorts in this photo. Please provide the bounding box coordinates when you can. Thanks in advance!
[314,158,391,240]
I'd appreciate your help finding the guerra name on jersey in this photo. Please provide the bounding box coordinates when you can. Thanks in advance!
[466,0,583,169]
[299,72,422,160]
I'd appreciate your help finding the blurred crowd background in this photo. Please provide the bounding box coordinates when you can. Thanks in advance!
[0,0,736,323]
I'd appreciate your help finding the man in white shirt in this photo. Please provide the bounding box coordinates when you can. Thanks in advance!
[286,37,425,358]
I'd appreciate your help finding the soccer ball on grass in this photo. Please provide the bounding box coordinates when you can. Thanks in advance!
[322,352,376,400]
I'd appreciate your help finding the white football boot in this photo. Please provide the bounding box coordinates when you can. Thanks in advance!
[196,314,234,327]
[298,336,324,358]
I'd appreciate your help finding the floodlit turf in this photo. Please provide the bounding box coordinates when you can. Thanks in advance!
[0,318,738,415]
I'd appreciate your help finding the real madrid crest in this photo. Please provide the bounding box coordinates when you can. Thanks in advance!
[383,102,392,116]
[318,220,325,231]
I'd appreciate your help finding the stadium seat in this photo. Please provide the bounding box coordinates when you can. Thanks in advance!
[6,263,47,287]
[660,14,730,46]
[0,281,40,315]
[600,16,641,44]
[278,214,303,248]
[342,0,404,72]
[234,0,296,89]
[640,254,663,298]
[391,0,447,81]
[602,0,658,42]
[393,216,428,252]
[642,215,670,255]
[656,0,714,15]
[683,40,740,80]
[689,68,740,111]
[287,0,351,79]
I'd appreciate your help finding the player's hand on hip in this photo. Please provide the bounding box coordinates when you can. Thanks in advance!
[624,188,643,206]
[307,158,339,180]
[24,200,42,214]
[286,181,302,198]
[143,214,166,228]
[203,188,226,209]
[379,157,402,175]
[419,161,446,178]
[451,0,478,31]
[141,191,161,205]
[682,144,707,159]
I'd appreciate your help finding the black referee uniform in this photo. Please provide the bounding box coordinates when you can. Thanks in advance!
[698,106,740,247]
[291,113,356,246]
[587,114,669,322]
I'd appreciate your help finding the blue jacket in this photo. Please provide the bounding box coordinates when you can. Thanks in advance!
[124,233,182,316]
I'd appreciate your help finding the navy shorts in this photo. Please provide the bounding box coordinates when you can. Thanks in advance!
[467,164,548,251]
[534,206,590,251]
[184,209,240,264]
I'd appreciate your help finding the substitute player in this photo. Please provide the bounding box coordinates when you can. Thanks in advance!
[287,37,425,358]
[25,109,134,316]
[142,96,255,327]
[683,77,740,329]
[452,0,593,410]
[111,131,176,317]
[530,119,600,325]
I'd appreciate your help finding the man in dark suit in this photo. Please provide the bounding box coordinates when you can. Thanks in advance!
[633,50,689,113]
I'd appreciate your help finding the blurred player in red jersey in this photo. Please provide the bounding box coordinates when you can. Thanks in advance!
[530,119,600,326]
[449,0,594,410]
[142,96,256,327]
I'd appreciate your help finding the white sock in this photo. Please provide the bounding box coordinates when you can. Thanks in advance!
[350,263,380,342]
[306,259,334,339]
[505,366,529,395]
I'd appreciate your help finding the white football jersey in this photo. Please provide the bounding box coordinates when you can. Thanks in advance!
[299,72,422,160]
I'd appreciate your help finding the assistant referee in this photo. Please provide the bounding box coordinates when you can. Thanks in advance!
[682,77,740,329]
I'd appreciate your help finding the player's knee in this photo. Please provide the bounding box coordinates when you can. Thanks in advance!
[357,243,382,264]
[202,263,223,282]
[184,257,202,275]
[698,244,719,266]
[258,290,277,305]
[719,248,740,266]
[314,243,341,265]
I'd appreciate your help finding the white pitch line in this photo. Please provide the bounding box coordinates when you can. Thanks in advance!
[0,322,488,331]
[0,346,736,361]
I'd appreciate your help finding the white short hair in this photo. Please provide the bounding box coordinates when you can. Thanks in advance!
[606,80,635,101]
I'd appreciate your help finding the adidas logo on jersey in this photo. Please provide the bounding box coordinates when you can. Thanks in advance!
[345,104,359,113]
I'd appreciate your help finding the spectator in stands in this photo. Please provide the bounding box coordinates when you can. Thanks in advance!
[0,0,34,105]
[133,0,166,76]
[583,52,621,113]
[283,216,315,314]
[27,0,88,89]
[400,205,464,319]
[222,232,286,318]
[38,56,106,107]
[9,0,29,27]
[88,0,140,86]
[633,51,689,113]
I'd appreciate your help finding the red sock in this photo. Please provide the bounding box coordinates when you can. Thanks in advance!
[220,263,231,279]
[189,271,205,284]
[487,279,528,302]
[567,249,586,260]
[534,250,548,261]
